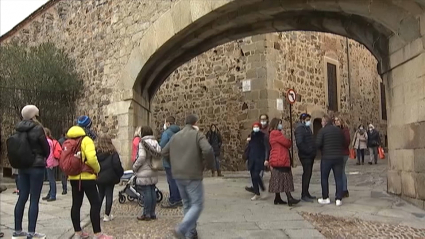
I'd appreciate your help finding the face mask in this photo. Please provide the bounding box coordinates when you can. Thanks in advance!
[369,128,373,131]
[253,127,260,132]
[260,121,267,126]
[163,123,167,130]
[359,127,364,130]
[305,121,311,127]
[277,124,283,130]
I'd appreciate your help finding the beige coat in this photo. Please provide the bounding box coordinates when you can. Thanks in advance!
[352,131,368,150]
[133,136,161,186]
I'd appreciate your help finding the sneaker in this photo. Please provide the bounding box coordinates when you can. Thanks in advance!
[251,195,260,201]
[27,232,46,239]
[74,231,90,239]
[62,191,67,195]
[245,186,255,194]
[161,199,181,208]
[12,231,28,239]
[103,214,114,222]
[42,196,49,200]
[336,199,342,206]
[318,198,331,205]
[93,233,113,239]
[46,198,56,202]
[301,196,314,202]
[172,228,185,239]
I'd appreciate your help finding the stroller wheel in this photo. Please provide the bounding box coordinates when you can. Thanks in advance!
[127,195,135,201]
[118,194,126,204]
[138,197,144,207]
[156,190,163,203]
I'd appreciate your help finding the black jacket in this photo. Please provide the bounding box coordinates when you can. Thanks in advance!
[367,130,381,147]
[246,131,269,171]
[206,131,222,156]
[316,123,344,159]
[15,120,50,168]
[295,122,316,160]
[96,152,124,185]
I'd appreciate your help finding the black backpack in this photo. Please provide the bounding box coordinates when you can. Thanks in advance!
[6,131,35,169]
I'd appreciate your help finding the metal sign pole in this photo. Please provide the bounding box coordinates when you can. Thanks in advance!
[289,103,294,167]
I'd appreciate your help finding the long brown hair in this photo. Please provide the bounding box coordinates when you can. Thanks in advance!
[96,135,117,154]
[269,118,282,131]
[44,128,53,139]
[140,126,153,138]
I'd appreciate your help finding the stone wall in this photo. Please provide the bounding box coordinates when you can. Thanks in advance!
[152,32,388,169]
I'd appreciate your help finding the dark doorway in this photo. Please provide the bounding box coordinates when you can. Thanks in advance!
[313,118,322,139]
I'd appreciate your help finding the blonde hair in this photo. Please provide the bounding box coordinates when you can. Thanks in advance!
[134,126,141,137]
[96,135,116,154]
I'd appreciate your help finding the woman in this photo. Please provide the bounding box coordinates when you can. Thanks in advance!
[96,136,124,222]
[133,126,161,221]
[206,124,223,177]
[334,117,350,197]
[42,128,58,202]
[13,105,50,239]
[266,118,300,206]
[245,122,268,200]
[352,125,368,165]
[68,115,112,239]
[132,127,141,163]
[12,168,19,195]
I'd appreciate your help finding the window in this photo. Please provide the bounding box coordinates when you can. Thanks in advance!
[380,82,387,120]
[327,63,338,111]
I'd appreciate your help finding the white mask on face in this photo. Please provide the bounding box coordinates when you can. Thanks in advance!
[253,127,260,132]
[163,123,167,130]
[260,121,267,126]
[305,121,311,127]
[193,126,199,131]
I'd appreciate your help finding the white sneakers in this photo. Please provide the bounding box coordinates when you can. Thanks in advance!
[103,214,114,222]
[251,195,260,201]
[318,198,342,206]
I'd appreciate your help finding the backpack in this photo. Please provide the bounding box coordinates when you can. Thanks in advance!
[59,137,84,176]
[6,131,35,169]
[52,139,62,160]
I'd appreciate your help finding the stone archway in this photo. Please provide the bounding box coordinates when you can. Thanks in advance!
[114,0,425,208]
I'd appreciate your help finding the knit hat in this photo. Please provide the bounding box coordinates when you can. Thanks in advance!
[21,105,39,120]
[252,122,261,128]
[77,115,92,128]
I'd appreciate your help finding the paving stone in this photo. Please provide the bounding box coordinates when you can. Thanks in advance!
[285,228,326,239]
[256,220,314,230]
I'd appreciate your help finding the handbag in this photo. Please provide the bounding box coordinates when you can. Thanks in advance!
[378,147,385,159]
[349,148,356,159]
[150,156,163,171]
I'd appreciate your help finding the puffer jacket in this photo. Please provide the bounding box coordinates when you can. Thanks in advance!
[46,138,58,168]
[15,120,50,168]
[269,130,292,168]
[66,126,100,180]
[295,122,316,159]
[133,135,161,186]
[97,152,124,185]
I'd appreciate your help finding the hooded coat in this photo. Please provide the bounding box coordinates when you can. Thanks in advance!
[133,135,162,186]
[160,125,180,168]
[97,152,124,185]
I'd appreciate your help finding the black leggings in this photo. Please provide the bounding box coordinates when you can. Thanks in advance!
[70,180,101,233]
[98,184,114,216]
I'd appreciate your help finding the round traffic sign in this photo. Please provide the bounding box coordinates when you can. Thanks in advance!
[286,89,297,104]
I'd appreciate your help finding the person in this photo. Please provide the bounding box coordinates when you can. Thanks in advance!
[133,126,161,221]
[162,114,215,239]
[367,124,381,165]
[206,124,223,177]
[96,135,124,222]
[294,113,317,202]
[245,122,269,201]
[132,127,141,163]
[13,105,50,239]
[159,116,182,209]
[42,128,58,202]
[352,125,368,165]
[67,116,112,239]
[266,118,300,206]
[245,114,270,193]
[334,117,351,198]
[316,114,345,206]
[57,130,68,195]
[12,168,19,195]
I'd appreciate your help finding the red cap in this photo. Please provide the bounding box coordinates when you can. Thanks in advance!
[252,122,261,128]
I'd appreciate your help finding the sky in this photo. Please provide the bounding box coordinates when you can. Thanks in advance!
[0,0,48,36]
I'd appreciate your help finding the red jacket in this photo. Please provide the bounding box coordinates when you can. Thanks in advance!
[132,137,140,163]
[341,127,350,156]
[269,130,292,168]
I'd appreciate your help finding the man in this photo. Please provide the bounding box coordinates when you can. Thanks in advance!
[160,116,182,208]
[295,113,317,202]
[367,124,381,165]
[57,129,68,195]
[245,114,270,193]
[316,115,345,206]
[162,114,215,239]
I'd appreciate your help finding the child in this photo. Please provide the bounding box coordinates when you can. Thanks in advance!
[245,122,269,200]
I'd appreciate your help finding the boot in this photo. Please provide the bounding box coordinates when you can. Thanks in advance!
[274,193,287,205]
[286,192,300,207]
[211,170,215,177]
[217,170,223,177]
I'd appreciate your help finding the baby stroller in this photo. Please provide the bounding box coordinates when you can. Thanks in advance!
[118,170,163,207]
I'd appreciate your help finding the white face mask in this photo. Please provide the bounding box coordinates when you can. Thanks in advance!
[253,127,260,132]
[305,121,311,127]
[163,123,167,130]
[193,126,199,131]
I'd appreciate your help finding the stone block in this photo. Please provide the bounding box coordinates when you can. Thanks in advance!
[421,13,425,36]
[387,170,401,195]
[402,172,417,198]
[245,90,259,101]
[415,173,425,200]
[389,105,404,126]
[259,89,268,100]
[248,109,260,119]
[390,150,403,171]
[106,101,132,116]
[402,149,415,172]
[152,11,174,54]
[171,0,192,33]
[250,78,267,90]
[339,0,371,18]
[414,149,425,173]
[420,96,425,123]
[398,16,421,43]
[189,0,212,22]
[404,101,418,124]
[390,85,404,108]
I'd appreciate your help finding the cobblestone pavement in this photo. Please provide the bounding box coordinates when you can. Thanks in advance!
[302,212,425,239]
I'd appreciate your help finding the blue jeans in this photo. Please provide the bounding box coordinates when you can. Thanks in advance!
[342,156,349,192]
[14,167,45,233]
[175,179,204,238]
[165,167,181,204]
[46,167,57,199]
[320,158,344,200]
[214,156,220,171]
[137,185,157,218]
[60,169,68,192]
